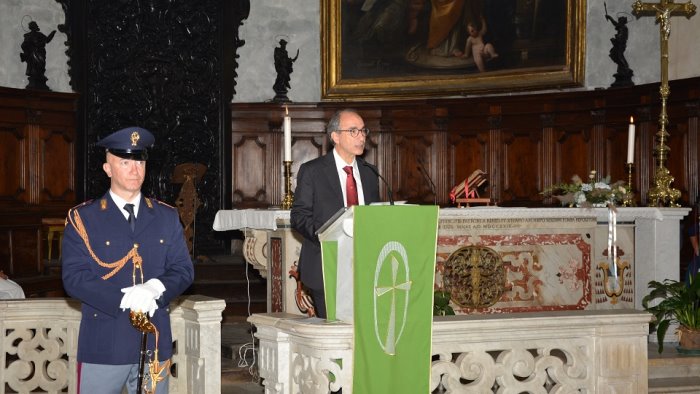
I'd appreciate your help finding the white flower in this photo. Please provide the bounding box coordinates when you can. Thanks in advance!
[594,182,611,190]
[581,184,593,192]
[576,192,587,203]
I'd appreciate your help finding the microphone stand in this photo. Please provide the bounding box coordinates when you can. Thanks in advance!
[363,161,394,205]
[417,157,437,206]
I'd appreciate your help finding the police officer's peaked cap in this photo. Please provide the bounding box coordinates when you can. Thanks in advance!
[97,127,155,161]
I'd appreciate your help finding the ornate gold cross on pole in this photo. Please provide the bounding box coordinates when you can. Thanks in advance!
[632,0,696,207]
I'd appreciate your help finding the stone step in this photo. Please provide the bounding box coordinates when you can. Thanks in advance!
[648,345,700,393]
[648,377,700,393]
[190,254,268,321]
[194,260,253,281]
[188,280,266,301]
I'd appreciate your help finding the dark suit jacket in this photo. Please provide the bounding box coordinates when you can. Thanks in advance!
[291,152,380,290]
[62,193,194,364]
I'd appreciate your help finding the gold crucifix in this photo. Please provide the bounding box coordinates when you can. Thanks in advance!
[632,0,696,207]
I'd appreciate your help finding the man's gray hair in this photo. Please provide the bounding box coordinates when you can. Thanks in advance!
[326,109,359,145]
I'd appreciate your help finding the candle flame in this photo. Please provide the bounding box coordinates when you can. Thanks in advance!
[285,105,289,116]
[630,116,634,123]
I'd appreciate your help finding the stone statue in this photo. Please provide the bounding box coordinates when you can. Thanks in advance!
[272,39,299,103]
[605,3,634,88]
[20,21,56,90]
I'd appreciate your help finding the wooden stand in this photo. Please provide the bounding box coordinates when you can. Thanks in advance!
[455,198,493,208]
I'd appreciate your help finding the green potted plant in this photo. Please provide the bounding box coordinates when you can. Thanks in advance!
[642,272,700,353]
[433,290,455,316]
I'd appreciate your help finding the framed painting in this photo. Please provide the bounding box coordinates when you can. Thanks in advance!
[321,0,586,101]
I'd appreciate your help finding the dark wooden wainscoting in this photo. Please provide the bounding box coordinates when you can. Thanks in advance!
[231,77,699,209]
[0,87,78,297]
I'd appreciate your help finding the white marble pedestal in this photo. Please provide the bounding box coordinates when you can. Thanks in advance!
[249,310,652,394]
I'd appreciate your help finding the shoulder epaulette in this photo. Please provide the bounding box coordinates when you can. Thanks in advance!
[68,199,94,212]
[66,199,95,227]
[147,197,176,210]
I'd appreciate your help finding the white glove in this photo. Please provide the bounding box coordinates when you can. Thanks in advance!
[120,279,166,317]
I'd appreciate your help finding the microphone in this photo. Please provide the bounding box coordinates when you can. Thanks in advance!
[417,157,437,206]
[362,161,394,205]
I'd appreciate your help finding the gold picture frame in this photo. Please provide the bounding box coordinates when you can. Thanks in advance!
[321,0,586,101]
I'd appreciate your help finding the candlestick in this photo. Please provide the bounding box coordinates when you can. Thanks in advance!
[283,106,292,161]
[281,160,294,210]
[626,116,635,164]
[622,162,635,207]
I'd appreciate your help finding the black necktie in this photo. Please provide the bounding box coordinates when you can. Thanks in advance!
[123,203,136,231]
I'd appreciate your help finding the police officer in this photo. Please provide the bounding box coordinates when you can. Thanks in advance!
[62,127,194,394]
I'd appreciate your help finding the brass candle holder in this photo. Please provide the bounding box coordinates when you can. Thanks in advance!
[281,160,294,210]
[622,163,636,207]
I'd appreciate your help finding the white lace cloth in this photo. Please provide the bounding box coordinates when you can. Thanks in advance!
[212,209,288,231]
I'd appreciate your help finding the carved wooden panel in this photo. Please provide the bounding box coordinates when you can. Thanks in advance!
[40,127,75,204]
[232,134,270,207]
[0,87,77,209]
[555,129,590,187]
[666,120,690,198]
[0,87,78,286]
[231,77,700,210]
[503,128,542,203]
[0,214,42,278]
[393,133,435,204]
[0,125,24,204]
[448,131,488,199]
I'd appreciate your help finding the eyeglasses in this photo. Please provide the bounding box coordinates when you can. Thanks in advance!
[336,127,370,137]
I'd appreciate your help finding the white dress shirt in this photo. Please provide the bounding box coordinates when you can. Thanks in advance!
[332,149,366,206]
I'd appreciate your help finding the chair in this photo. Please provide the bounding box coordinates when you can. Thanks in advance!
[42,217,65,262]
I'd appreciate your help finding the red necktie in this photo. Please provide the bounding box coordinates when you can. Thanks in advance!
[343,166,359,206]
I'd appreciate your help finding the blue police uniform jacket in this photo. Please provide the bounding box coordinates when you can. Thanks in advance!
[62,193,194,365]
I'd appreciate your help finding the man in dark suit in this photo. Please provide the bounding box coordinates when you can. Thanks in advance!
[62,127,194,393]
[291,109,380,319]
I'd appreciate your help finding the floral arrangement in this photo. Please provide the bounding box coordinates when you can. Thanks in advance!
[542,170,629,207]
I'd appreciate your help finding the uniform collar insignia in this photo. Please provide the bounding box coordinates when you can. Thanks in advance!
[145,198,153,208]
[100,198,108,210]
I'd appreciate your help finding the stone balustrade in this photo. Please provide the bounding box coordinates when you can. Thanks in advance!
[250,310,652,394]
[0,295,225,394]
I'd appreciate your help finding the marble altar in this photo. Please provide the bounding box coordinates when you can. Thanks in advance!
[213,207,689,318]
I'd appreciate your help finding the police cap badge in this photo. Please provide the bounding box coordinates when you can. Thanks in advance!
[96,127,155,161]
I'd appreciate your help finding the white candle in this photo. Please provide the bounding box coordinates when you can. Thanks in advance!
[626,116,635,164]
[608,208,613,269]
[612,207,617,280]
[283,106,292,161]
